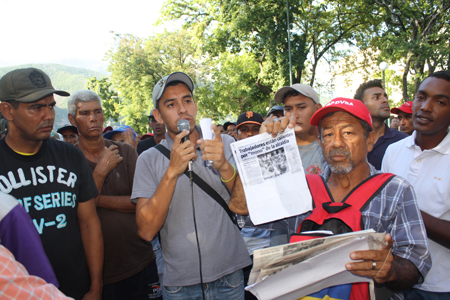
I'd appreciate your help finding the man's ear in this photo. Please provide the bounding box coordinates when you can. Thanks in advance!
[0,102,15,122]
[315,103,323,111]
[68,114,76,126]
[152,108,164,124]
[366,131,376,152]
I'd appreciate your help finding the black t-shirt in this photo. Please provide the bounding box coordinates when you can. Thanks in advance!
[0,138,98,300]
[137,136,157,155]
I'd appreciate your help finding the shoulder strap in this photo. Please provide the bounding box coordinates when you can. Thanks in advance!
[154,144,238,227]
[305,174,332,208]
[343,173,395,211]
[154,143,171,158]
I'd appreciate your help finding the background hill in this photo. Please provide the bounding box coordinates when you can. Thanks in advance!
[0,64,108,130]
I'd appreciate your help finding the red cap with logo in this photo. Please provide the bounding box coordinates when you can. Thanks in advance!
[390,101,413,114]
[310,97,373,128]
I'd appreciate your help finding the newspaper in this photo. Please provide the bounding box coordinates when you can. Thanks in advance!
[246,230,386,300]
[230,128,312,224]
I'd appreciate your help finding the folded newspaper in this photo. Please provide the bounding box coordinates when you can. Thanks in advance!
[230,128,312,224]
[245,230,386,300]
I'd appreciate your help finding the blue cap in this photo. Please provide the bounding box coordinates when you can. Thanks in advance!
[266,105,284,117]
[103,125,136,140]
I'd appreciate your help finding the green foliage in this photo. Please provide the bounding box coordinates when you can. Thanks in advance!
[104,30,200,134]
[104,28,275,130]
[196,52,271,121]
[159,0,379,92]
[86,77,119,122]
[364,0,450,100]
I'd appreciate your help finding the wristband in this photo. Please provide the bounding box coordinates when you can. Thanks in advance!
[221,165,236,183]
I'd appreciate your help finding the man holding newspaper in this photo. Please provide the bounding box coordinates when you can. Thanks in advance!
[229,98,431,300]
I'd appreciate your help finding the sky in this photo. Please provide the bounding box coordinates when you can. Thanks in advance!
[0,0,168,69]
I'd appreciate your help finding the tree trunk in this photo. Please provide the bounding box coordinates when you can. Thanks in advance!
[413,59,425,95]
[255,52,274,93]
[296,68,302,84]
[402,52,413,102]
[309,60,318,87]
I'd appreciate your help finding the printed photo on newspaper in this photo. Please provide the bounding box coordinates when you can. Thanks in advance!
[230,128,312,225]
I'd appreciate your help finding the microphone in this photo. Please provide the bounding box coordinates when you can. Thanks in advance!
[177,119,191,143]
[177,119,193,173]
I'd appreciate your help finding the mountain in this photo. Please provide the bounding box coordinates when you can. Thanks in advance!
[0,63,107,95]
[51,58,109,74]
[0,58,109,74]
[0,63,108,130]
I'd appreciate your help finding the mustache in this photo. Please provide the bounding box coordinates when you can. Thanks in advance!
[328,148,351,160]
[37,121,53,130]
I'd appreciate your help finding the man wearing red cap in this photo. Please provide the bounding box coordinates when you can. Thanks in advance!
[390,102,414,135]
[382,71,450,299]
[230,97,430,299]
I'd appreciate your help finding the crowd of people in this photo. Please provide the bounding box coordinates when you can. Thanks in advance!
[0,66,449,300]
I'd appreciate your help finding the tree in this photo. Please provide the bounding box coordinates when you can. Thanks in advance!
[293,0,380,86]
[86,77,119,122]
[370,0,450,100]
[159,0,378,91]
[104,30,200,133]
[196,52,271,121]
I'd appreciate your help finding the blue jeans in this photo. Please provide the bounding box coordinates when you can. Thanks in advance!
[403,288,450,300]
[151,236,164,287]
[162,269,244,300]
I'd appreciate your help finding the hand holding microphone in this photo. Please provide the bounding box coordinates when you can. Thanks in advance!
[177,119,194,172]
[177,119,191,143]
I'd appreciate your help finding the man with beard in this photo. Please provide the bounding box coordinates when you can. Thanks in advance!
[354,80,407,170]
[230,97,430,299]
[382,71,450,299]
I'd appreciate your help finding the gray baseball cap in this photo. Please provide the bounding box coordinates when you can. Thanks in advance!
[274,83,319,104]
[0,68,70,103]
[152,72,194,108]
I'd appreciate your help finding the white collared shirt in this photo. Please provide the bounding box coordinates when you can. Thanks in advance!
[382,130,450,292]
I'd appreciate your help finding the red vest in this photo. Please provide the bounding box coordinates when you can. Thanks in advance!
[290,173,395,300]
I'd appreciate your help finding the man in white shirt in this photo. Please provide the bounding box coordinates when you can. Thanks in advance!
[382,70,450,299]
